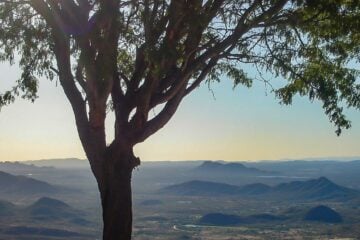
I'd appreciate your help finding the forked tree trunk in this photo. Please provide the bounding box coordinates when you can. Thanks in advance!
[96,147,138,240]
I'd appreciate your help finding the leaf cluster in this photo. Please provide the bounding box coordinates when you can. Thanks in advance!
[0,1,54,109]
[0,0,359,137]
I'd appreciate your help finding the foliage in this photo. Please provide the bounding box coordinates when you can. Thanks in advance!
[273,0,360,135]
[0,1,358,136]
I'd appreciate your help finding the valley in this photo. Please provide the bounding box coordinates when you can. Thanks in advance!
[0,159,359,239]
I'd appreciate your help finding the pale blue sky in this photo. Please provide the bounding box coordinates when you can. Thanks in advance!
[0,61,360,161]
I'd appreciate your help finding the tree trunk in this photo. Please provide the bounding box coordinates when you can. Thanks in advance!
[97,147,139,240]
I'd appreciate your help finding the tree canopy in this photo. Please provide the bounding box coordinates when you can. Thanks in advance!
[0,0,359,139]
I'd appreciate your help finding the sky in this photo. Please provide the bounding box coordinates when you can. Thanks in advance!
[0,61,360,162]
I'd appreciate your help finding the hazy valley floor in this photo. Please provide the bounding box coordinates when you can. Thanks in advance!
[0,159,360,239]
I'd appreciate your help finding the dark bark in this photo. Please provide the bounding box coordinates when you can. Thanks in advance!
[97,145,140,240]
[101,168,132,240]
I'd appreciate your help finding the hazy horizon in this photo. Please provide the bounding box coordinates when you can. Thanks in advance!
[2,155,360,163]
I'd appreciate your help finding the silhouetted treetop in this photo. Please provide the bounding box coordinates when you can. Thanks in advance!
[0,1,359,137]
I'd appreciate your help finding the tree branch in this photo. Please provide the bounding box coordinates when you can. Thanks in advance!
[135,87,186,143]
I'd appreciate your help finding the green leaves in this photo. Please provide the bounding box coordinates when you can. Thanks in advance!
[208,62,253,88]
[0,0,359,136]
[18,65,39,102]
[0,2,53,110]
[0,90,15,109]
[248,0,360,135]
[0,66,38,110]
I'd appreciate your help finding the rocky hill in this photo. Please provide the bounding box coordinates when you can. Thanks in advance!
[162,177,359,201]
[304,205,343,223]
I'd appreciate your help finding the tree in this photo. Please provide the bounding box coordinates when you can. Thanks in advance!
[0,0,359,239]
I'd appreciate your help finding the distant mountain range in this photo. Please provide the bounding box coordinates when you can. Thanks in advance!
[244,160,360,178]
[162,177,360,201]
[24,158,89,169]
[0,171,59,195]
[272,177,356,201]
[198,204,343,226]
[0,197,89,238]
[0,197,90,226]
[0,161,54,174]
[194,161,274,175]
[26,197,83,221]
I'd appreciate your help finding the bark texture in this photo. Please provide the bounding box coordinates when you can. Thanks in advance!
[97,146,139,240]
[101,165,133,240]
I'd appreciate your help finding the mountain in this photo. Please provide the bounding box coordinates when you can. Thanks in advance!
[0,200,16,216]
[304,205,343,223]
[162,177,359,201]
[273,177,358,201]
[0,171,59,195]
[195,161,271,175]
[26,197,82,221]
[0,197,90,227]
[243,160,360,189]
[0,161,54,175]
[24,158,89,169]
